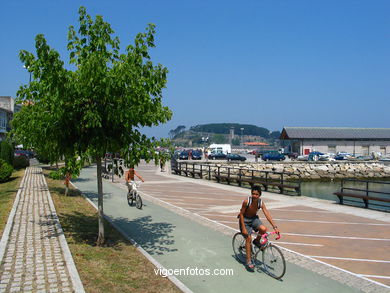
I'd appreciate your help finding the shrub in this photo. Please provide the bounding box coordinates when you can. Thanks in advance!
[0,141,14,166]
[48,167,78,180]
[0,159,13,182]
[49,170,64,180]
[13,155,30,169]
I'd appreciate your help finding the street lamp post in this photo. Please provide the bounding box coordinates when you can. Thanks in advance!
[202,136,209,160]
[240,128,244,146]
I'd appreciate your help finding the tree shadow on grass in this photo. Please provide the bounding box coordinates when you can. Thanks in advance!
[0,175,21,185]
[55,210,177,255]
[112,215,177,255]
[49,186,83,197]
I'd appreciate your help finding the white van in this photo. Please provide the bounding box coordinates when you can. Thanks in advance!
[208,144,231,155]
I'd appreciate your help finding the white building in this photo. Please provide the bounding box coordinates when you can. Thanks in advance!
[0,96,19,141]
[280,127,390,156]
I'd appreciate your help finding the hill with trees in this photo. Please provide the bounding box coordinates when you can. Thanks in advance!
[169,123,281,147]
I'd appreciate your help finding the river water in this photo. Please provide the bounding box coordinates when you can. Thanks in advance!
[300,179,390,211]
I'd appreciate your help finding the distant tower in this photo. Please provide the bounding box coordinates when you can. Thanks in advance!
[229,127,235,144]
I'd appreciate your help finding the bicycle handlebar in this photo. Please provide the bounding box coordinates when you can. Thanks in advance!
[260,231,281,244]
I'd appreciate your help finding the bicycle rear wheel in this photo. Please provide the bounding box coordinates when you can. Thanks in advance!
[127,191,134,206]
[232,233,247,263]
[260,244,286,279]
[135,193,143,209]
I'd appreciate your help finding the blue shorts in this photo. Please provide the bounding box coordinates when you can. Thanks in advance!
[243,216,262,236]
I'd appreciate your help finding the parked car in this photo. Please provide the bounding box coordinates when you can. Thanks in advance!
[284,152,299,159]
[14,150,33,159]
[262,151,285,161]
[334,152,353,160]
[191,150,203,160]
[226,154,247,161]
[356,155,373,161]
[208,152,227,160]
[297,155,309,161]
[179,150,189,160]
[318,153,336,161]
[308,151,324,161]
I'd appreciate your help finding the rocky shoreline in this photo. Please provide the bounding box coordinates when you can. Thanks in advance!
[206,161,390,180]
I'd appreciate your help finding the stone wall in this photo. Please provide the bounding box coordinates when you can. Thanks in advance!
[205,161,390,180]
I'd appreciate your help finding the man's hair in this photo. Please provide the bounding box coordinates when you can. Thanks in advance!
[251,185,262,194]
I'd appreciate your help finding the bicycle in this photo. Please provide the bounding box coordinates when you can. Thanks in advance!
[127,181,143,209]
[232,230,286,279]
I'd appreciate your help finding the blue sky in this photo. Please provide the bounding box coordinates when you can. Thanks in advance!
[1,0,389,138]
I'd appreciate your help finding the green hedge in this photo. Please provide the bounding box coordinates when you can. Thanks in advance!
[0,159,13,182]
[0,141,13,166]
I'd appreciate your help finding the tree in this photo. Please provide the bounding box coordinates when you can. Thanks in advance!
[212,134,227,144]
[231,137,240,146]
[11,7,172,245]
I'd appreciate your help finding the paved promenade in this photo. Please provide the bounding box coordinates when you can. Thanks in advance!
[73,162,390,293]
[0,167,84,293]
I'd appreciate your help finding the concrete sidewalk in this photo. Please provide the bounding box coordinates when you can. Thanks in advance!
[0,167,84,293]
[73,164,372,293]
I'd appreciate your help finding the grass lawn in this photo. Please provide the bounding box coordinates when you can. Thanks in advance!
[43,168,180,293]
[0,169,25,237]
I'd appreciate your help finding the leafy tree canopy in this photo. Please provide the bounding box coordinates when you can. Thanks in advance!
[11,6,172,244]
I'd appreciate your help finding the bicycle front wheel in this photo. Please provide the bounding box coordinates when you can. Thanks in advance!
[135,193,143,209]
[260,244,286,279]
[127,191,135,206]
[232,233,247,263]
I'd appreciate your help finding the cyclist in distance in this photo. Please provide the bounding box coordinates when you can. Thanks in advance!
[125,165,145,193]
[238,185,280,270]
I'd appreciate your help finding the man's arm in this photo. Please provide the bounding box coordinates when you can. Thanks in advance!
[134,170,145,182]
[239,200,248,236]
[261,202,280,234]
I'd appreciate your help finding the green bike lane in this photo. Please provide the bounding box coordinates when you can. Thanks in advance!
[73,165,360,293]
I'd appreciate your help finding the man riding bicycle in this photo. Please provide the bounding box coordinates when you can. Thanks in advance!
[238,185,280,270]
[125,166,145,193]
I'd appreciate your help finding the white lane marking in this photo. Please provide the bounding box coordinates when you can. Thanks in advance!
[265,202,299,209]
[270,209,338,214]
[277,242,324,247]
[157,195,239,202]
[360,274,390,280]
[200,213,236,217]
[224,215,390,226]
[200,213,390,227]
[309,255,390,264]
[270,218,390,226]
[284,232,390,242]
[175,203,208,206]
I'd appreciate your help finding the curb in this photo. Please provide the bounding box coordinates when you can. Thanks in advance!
[43,172,85,293]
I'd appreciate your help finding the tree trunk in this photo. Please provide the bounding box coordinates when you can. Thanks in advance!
[96,157,105,246]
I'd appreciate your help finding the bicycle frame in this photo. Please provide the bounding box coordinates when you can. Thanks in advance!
[128,181,141,193]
